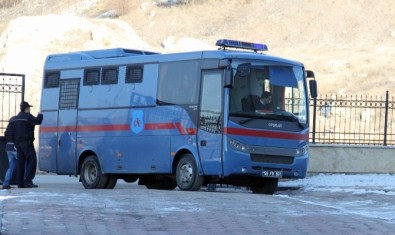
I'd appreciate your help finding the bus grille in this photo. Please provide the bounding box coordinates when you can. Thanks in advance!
[250,154,294,164]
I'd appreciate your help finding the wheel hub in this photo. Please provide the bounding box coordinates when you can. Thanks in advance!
[85,164,97,184]
[179,163,193,183]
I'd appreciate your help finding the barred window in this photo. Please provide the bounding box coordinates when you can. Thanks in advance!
[84,69,100,85]
[59,79,80,109]
[101,68,118,84]
[44,72,60,88]
[126,66,143,83]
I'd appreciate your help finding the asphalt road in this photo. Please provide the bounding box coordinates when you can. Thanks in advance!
[0,174,394,235]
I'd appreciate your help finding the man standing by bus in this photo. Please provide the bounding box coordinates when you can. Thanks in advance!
[14,101,43,188]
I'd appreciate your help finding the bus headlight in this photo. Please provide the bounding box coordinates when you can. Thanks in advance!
[228,138,250,153]
[295,144,309,157]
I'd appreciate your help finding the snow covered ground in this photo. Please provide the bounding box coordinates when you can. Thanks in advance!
[278,173,395,223]
[279,173,395,195]
[1,173,395,234]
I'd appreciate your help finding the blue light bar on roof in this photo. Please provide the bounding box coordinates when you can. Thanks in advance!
[216,39,268,52]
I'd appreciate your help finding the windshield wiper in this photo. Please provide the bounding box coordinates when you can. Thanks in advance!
[230,113,273,125]
[239,117,257,125]
[273,110,307,129]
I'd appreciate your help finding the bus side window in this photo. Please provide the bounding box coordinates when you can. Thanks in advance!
[84,69,100,86]
[101,67,118,85]
[126,66,143,83]
[44,71,60,88]
[59,79,80,109]
[157,61,200,105]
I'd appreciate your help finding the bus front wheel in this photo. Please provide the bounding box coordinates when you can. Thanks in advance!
[176,154,203,191]
[80,155,109,189]
[105,175,118,189]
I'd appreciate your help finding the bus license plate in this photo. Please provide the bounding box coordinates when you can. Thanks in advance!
[262,170,282,178]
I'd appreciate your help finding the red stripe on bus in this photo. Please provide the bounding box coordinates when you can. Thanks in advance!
[144,123,175,130]
[174,122,187,135]
[40,125,130,132]
[59,126,77,132]
[186,128,197,135]
[225,127,308,140]
[40,122,197,135]
[40,126,58,132]
[78,124,130,132]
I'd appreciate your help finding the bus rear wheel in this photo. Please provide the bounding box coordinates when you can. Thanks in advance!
[80,155,109,189]
[176,154,203,191]
[250,178,279,195]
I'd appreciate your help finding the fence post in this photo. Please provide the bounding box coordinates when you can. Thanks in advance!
[21,74,25,102]
[384,91,389,146]
[312,96,317,144]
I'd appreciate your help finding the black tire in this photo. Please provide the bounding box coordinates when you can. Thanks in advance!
[80,155,109,189]
[251,178,279,195]
[159,177,177,190]
[165,178,178,190]
[145,177,177,190]
[176,154,203,191]
[123,176,139,183]
[105,175,118,189]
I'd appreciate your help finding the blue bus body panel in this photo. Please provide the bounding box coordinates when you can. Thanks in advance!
[78,135,171,173]
[196,129,223,175]
[40,104,198,174]
[39,111,58,172]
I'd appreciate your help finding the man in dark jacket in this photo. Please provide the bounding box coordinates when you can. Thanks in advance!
[254,91,273,111]
[14,101,43,188]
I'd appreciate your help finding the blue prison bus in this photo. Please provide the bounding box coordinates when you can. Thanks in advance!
[38,39,317,194]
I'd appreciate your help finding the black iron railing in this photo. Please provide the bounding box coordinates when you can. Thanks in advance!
[309,91,395,145]
[0,73,25,135]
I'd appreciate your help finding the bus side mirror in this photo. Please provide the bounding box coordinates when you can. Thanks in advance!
[224,66,233,88]
[309,79,317,98]
[306,70,317,98]
[306,70,315,79]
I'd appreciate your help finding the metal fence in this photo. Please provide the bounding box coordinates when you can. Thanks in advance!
[309,91,395,145]
[0,73,25,135]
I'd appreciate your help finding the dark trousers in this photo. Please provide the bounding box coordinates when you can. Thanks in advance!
[16,141,37,186]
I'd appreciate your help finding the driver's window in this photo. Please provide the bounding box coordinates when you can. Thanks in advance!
[199,71,222,133]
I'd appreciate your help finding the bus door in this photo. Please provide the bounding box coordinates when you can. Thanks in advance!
[197,70,223,175]
[57,78,80,174]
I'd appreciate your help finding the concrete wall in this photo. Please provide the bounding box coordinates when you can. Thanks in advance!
[309,144,395,173]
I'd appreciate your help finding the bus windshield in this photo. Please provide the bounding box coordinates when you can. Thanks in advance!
[229,61,308,127]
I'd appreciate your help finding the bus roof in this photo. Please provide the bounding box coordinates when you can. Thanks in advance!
[44,47,303,70]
